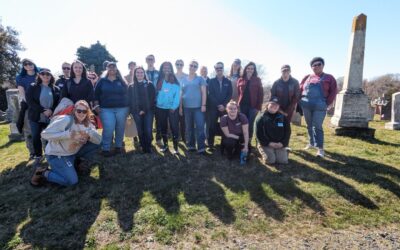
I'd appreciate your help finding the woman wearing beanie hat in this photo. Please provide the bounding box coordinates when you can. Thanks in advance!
[299,57,337,157]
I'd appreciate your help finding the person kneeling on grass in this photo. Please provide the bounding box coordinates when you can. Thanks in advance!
[30,100,101,187]
[255,96,291,165]
[220,101,249,162]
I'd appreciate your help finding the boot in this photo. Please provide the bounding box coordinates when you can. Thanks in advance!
[30,167,47,187]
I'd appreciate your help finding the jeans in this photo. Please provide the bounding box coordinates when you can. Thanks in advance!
[132,111,154,152]
[29,120,48,157]
[99,107,129,151]
[301,102,326,149]
[207,108,224,147]
[184,107,206,151]
[239,105,258,142]
[46,142,99,186]
[156,108,179,146]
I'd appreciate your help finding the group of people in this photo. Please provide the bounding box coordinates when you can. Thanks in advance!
[15,55,337,187]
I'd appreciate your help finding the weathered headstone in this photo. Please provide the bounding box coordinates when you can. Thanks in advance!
[6,89,23,141]
[331,14,375,137]
[385,92,400,130]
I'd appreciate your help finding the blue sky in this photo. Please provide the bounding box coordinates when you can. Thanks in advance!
[1,0,399,84]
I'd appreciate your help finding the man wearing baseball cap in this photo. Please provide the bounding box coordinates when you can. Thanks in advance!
[270,64,300,122]
[254,96,291,165]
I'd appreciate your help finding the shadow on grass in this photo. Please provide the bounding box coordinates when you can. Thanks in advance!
[294,150,400,199]
[0,161,103,249]
[355,136,400,147]
[2,144,397,249]
[0,140,17,150]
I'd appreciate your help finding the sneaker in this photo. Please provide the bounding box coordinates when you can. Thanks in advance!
[304,144,316,150]
[187,146,196,152]
[32,156,44,168]
[30,167,47,187]
[172,148,179,155]
[197,149,206,155]
[160,145,169,152]
[316,148,325,158]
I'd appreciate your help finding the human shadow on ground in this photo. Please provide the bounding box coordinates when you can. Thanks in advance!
[2,144,390,249]
[294,150,400,199]
[0,161,103,249]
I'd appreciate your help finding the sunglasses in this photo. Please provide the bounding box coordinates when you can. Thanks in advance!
[62,67,71,70]
[189,64,198,68]
[23,62,33,66]
[176,63,183,67]
[215,67,224,70]
[75,109,88,114]
[312,63,322,67]
[40,72,51,76]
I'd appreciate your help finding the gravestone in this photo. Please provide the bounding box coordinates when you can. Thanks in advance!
[330,14,375,137]
[385,92,400,130]
[6,89,23,141]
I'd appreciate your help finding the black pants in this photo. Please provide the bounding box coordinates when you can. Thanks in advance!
[207,108,224,147]
[221,135,244,159]
[29,121,48,157]
[179,113,186,142]
[156,107,179,147]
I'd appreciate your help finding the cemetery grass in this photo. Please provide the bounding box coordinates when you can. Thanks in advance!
[0,118,399,249]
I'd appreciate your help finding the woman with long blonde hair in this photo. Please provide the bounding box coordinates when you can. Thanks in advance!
[31,100,101,186]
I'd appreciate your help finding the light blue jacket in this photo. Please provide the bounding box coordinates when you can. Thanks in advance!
[156,81,181,110]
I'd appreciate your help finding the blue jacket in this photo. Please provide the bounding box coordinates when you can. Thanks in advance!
[207,76,232,108]
[156,81,180,110]
[94,77,128,108]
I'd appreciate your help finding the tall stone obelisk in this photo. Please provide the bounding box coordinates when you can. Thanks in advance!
[331,14,374,137]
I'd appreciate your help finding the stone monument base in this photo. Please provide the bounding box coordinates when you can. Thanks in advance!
[8,123,23,142]
[384,122,400,130]
[332,127,375,138]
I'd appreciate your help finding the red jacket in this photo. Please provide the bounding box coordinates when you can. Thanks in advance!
[300,73,337,106]
[237,76,264,110]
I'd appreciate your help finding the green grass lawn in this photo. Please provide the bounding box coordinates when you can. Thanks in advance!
[0,118,399,249]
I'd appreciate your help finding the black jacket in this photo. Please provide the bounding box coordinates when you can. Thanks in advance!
[255,111,291,147]
[207,76,233,109]
[26,83,59,122]
[128,80,156,114]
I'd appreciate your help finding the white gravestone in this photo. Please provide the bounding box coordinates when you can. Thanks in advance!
[385,92,400,130]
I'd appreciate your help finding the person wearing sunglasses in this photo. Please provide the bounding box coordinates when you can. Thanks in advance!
[31,100,101,187]
[155,62,181,154]
[94,62,129,157]
[237,62,264,147]
[128,67,156,154]
[61,60,97,106]
[16,58,39,160]
[228,59,242,102]
[180,60,207,154]
[207,62,232,150]
[55,62,71,90]
[175,59,188,143]
[26,68,59,168]
[300,57,337,157]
